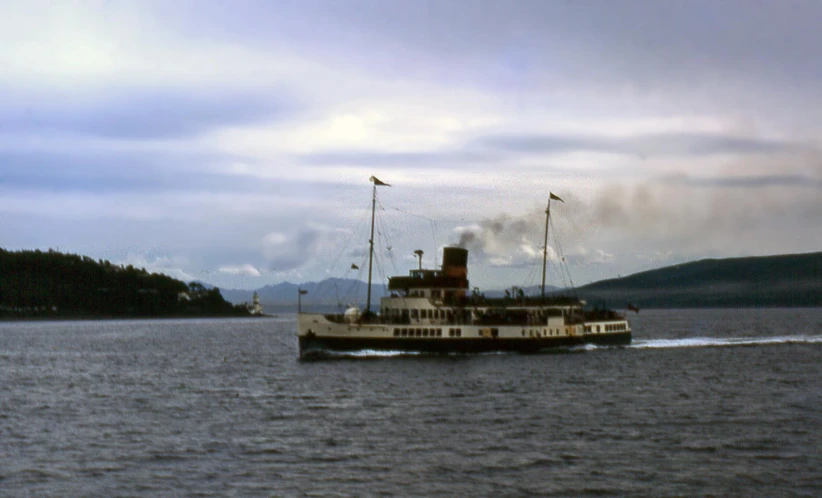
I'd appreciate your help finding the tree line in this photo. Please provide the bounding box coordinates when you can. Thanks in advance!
[0,248,250,318]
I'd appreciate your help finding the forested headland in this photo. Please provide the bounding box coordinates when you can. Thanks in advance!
[576,251,822,308]
[0,249,251,319]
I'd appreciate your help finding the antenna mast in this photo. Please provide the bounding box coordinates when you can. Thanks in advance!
[366,182,377,314]
[541,192,564,299]
[366,176,391,314]
[541,199,551,299]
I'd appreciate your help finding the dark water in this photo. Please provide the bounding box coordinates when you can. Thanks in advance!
[2,309,821,497]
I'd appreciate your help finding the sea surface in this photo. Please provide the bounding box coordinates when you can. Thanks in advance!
[1,309,821,497]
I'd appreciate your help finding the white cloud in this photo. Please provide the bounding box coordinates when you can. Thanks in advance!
[218,264,263,277]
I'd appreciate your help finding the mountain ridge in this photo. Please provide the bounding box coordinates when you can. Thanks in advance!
[220,251,822,309]
[576,251,822,308]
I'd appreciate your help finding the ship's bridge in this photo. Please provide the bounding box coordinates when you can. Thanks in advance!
[388,269,468,291]
[387,247,469,299]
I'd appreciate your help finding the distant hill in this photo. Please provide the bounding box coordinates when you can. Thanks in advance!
[222,252,822,310]
[575,252,822,308]
[220,278,559,308]
[221,278,388,308]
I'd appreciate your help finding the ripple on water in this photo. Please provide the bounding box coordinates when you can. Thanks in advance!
[1,312,822,496]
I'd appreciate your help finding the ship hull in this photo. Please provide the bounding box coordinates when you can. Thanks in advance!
[299,331,631,357]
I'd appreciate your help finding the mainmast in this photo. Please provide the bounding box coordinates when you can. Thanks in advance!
[366,176,390,314]
[541,192,564,299]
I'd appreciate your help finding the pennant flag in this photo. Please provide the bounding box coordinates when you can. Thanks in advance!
[350,263,359,270]
[626,303,639,314]
[549,192,564,202]
[370,176,391,186]
[299,289,308,295]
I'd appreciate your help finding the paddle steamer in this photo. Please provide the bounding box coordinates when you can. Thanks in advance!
[297,177,631,357]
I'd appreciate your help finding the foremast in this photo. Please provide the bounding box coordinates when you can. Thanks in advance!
[541,192,564,298]
[366,176,390,314]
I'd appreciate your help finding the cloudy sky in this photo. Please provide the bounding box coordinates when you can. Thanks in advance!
[2,0,821,291]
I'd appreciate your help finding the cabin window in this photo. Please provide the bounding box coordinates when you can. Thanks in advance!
[393,329,399,337]
[411,309,418,319]
[437,328,442,337]
[432,290,441,298]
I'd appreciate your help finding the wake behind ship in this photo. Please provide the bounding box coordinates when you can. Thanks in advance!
[297,176,631,358]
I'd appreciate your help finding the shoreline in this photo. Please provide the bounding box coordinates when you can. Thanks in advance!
[0,314,277,323]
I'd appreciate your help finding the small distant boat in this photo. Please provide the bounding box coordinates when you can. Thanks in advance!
[297,177,631,358]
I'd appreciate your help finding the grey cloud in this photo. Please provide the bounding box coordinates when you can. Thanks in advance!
[661,174,822,189]
[0,85,297,140]
[0,150,353,195]
[477,132,797,158]
[297,132,799,173]
[262,228,350,273]
[167,1,822,103]
[299,149,502,168]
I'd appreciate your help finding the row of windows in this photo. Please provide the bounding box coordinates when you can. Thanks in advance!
[584,323,628,333]
[411,309,451,319]
[521,329,563,338]
[383,308,472,321]
[394,328,442,337]
[605,323,627,332]
[392,328,463,338]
